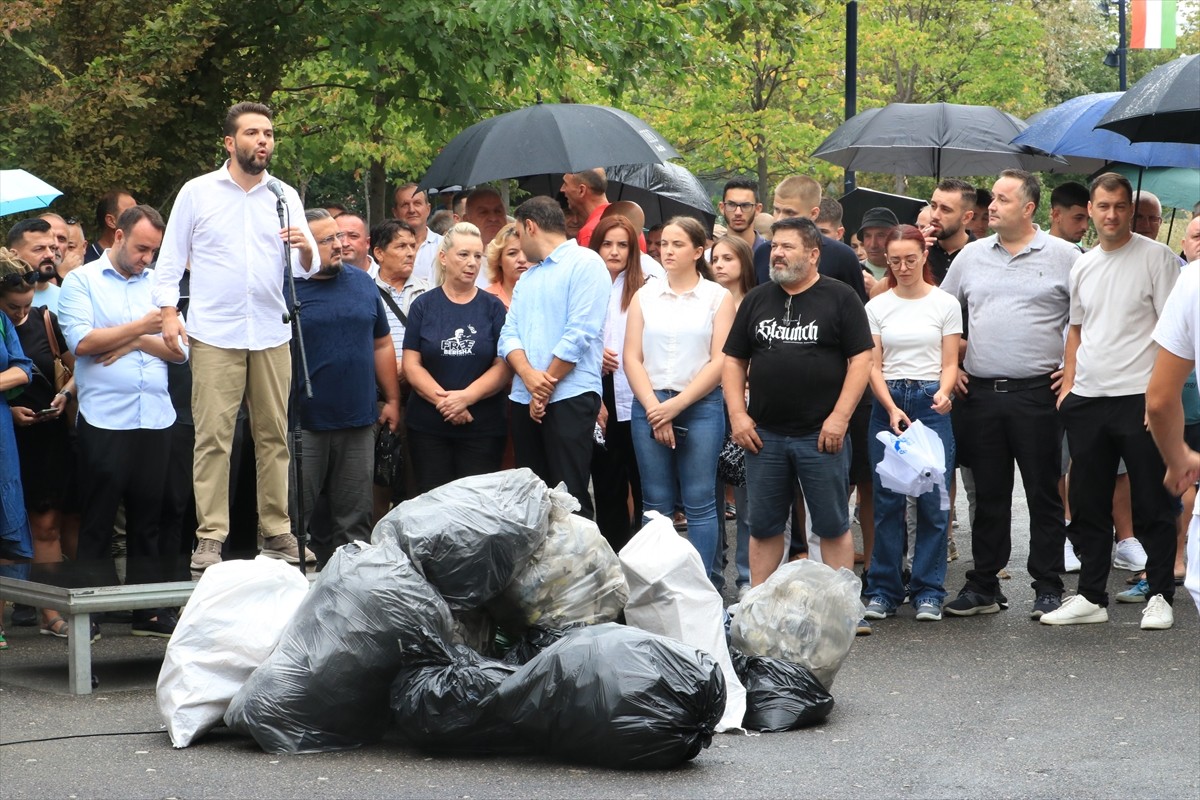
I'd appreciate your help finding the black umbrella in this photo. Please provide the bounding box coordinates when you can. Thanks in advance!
[420,103,680,191]
[812,103,1067,180]
[518,162,716,228]
[1097,54,1200,145]
[837,187,929,240]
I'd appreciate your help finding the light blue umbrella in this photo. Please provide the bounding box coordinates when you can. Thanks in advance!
[0,169,63,216]
[1013,93,1200,171]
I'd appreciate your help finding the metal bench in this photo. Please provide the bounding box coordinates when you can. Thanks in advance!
[0,574,199,695]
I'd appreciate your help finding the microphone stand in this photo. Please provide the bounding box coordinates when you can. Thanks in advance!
[277,194,313,576]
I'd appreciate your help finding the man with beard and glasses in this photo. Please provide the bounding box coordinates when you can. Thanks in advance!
[289,210,398,565]
[723,216,873,585]
[7,218,61,313]
[720,177,771,268]
[922,179,977,285]
[152,101,319,572]
[58,205,185,637]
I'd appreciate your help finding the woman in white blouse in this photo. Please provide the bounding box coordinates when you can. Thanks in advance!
[861,224,962,623]
[625,216,734,584]
[588,214,648,552]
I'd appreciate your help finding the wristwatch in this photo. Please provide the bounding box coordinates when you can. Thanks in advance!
[58,389,73,401]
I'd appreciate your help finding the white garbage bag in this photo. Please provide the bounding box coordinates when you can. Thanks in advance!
[619,513,746,733]
[731,558,863,690]
[875,418,950,510]
[157,557,309,748]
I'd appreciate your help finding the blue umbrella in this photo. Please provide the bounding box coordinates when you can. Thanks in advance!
[1013,93,1200,171]
[0,169,63,217]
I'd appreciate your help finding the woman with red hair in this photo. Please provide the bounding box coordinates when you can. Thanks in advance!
[861,224,961,624]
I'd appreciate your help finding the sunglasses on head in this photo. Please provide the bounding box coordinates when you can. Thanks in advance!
[1,271,40,289]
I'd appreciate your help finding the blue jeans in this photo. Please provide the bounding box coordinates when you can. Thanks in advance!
[632,388,725,586]
[866,380,955,609]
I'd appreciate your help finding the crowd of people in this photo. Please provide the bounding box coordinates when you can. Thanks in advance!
[2,101,1198,652]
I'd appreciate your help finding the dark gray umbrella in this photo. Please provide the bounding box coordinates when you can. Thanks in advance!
[837,187,929,240]
[518,162,716,228]
[812,103,1067,180]
[1097,54,1200,145]
[419,103,680,191]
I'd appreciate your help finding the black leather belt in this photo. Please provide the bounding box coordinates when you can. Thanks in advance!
[969,374,1053,393]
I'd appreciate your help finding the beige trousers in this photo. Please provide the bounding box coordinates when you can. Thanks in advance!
[191,339,292,542]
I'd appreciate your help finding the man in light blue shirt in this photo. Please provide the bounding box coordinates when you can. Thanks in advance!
[499,196,610,518]
[58,205,186,638]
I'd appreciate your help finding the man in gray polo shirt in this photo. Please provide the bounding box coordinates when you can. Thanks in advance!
[940,169,1080,620]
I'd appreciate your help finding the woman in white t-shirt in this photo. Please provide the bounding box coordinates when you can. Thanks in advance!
[862,224,962,623]
[625,216,734,586]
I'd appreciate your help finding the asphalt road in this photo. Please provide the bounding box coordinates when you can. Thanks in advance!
[2,479,1198,800]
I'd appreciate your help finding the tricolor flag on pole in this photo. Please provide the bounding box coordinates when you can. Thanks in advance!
[1131,0,1178,49]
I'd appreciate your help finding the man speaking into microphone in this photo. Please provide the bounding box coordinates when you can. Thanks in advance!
[153,101,318,571]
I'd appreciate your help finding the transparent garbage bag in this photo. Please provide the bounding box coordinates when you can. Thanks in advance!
[491,485,628,631]
[730,559,864,689]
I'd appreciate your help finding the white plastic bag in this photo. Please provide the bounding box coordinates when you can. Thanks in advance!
[493,485,628,631]
[731,559,864,690]
[875,419,950,510]
[157,557,309,748]
[619,513,746,733]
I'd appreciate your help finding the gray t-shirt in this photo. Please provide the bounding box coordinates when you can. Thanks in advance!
[1069,233,1180,397]
[941,227,1079,379]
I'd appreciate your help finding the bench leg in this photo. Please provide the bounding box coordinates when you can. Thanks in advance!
[67,613,92,695]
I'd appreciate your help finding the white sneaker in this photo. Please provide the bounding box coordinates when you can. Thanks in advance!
[1063,541,1081,573]
[1140,594,1174,630]
[1040,594,1108,625]
[1113,537,1148,571]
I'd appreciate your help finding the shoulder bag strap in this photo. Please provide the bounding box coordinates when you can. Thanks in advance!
[377,284,409,327]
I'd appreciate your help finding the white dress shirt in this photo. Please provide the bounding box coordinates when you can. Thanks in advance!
[410,229,444,285]
[151,162,317,350]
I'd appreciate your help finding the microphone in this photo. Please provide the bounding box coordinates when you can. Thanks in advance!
[266,178,286,227]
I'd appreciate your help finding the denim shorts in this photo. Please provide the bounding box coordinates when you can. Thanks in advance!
[744,428,851,540]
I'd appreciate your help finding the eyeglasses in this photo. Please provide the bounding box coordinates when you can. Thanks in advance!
[1134,214,1163,225]
[0,271,40,289]
[315,232,346,246]
[886,255,922,268]
[64,217,79,226]
[722,201,757,214]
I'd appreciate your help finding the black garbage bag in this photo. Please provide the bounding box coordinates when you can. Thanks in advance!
[499,626,570,666]
[224,540,456,754]
[390,643,518,753]
[731,651,834,732]
[492,623,726,769]
[371,468,552,611]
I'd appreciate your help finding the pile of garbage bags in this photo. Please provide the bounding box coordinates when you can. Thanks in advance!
[158,469,858,766]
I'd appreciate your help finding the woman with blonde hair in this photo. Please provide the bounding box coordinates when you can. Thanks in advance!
[402,223,511,491]
[482,223,529,310]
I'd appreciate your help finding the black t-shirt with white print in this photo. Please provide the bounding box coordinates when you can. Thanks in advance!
[723,276,873,436]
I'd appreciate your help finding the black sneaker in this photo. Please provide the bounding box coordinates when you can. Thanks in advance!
[997,591,1010,610]
[11,604,36,627]
[131,611,177,639]
[944,589,1001,616]
[1030,593,1062,620]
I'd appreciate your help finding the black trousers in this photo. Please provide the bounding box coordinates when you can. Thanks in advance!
[957,381,1065,597]
[159,421,197,580]
[1060,393,1177,606]
[511,392,600,520]
[76,416,171,610]
[589,374,642,553]
[407,428,507,495]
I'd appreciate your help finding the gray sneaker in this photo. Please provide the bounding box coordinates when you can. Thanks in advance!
[863,597,895,620]
[261,533,316,564]
[915,601,942,621]
[189,537,223,571]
